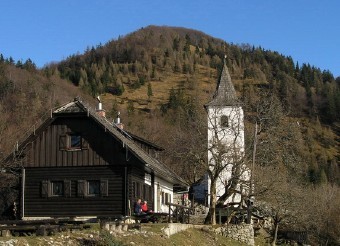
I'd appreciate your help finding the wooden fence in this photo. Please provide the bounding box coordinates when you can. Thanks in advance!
[166,202,193,224]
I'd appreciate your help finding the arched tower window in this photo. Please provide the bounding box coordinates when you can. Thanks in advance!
[220,115,229,128]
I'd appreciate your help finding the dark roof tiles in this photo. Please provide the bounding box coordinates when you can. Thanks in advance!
[206,61,239,107]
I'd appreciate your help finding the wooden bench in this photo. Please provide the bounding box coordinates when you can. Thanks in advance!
[0,218,90,237]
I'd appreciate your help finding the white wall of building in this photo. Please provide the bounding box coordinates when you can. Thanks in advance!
[153,176,173,213]
[207,106,249,205]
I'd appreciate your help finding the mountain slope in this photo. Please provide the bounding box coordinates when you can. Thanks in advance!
[51,25,339,184]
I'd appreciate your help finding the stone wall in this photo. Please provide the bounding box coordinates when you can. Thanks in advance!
[215,223,254,246]
[162,223,193,238]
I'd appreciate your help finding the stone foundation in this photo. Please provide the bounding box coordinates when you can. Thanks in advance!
[215,223,254,246]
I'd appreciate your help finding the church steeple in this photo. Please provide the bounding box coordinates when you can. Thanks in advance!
[206,56,238,107]
[204,56,247,209]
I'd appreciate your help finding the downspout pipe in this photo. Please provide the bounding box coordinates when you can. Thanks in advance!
[21,168,25,219]
[124,166,128,216]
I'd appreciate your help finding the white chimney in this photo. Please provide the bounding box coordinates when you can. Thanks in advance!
[96,96,106,117]
[115,112,124,129]
[116,112,121,124]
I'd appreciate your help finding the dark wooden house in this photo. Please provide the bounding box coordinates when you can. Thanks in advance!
[5,98,187,219]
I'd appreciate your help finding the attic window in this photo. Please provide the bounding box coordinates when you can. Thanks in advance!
[220,115,229,128]
[59,133,88,151]
[70,135,81,149]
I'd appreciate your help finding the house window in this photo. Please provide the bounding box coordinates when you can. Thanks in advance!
[70,135,81,149]
[165,193,171,204]
[88,180,100,196]
[41,180,71,198]
[142,184,152,202]
[161,192,171,205]
[220,115,229,128]
[59,133,88,151]
[77,179,108,197]
[51,181,64,196]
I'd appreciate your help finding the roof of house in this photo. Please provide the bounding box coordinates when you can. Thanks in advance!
[7,98,187,187]
[205,58,240,107]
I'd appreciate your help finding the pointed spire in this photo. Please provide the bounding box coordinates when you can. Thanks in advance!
[206,56,238,107]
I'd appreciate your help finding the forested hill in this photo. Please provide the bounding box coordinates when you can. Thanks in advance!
[55,25,339,124]
[51,25,340,187]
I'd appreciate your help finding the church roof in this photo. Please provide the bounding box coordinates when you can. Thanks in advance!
[206,59,239,107]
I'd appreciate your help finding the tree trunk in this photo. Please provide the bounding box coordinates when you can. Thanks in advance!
[205,179,217,225]
[271,221,279,246]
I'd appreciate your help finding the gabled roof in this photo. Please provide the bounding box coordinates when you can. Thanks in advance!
[7,98,187,187]
[205,58,239,107]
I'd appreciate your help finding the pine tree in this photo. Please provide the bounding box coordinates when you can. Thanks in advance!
[127,100,135,115]
[147,82,153,101]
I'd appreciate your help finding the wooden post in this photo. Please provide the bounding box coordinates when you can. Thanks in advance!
[168,203,171,223]
[36,225,47,236]
[218,208,221,224]
[21,168,25,219]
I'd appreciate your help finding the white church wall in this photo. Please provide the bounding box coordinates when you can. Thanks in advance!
[206,106,250,205]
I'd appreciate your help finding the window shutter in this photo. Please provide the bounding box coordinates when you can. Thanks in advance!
[81,137,89,149]
[165,193,168,204]
[41,180,49,198]
[161,192,165,204]
[64,180,71,197]
[61,125,67,133]
[100,179,108,197]
[77,180,86,197]
[59,135,67,150]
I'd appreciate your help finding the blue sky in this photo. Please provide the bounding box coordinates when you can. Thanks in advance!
[1,0,339,77]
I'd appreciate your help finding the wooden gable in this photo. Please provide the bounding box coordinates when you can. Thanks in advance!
[20,116,130,168]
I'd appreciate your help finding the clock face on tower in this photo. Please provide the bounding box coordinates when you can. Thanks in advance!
[220,115,229,128]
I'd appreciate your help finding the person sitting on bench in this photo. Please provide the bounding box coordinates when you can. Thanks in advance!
[141,200,149,213]
[134,198,145,215]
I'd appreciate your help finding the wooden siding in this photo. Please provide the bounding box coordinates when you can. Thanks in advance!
[22,117,128,167]
[19,114,159,218]
[24,166,124,217]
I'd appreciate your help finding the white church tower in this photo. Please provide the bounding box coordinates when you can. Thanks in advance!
[205,57,248,206]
